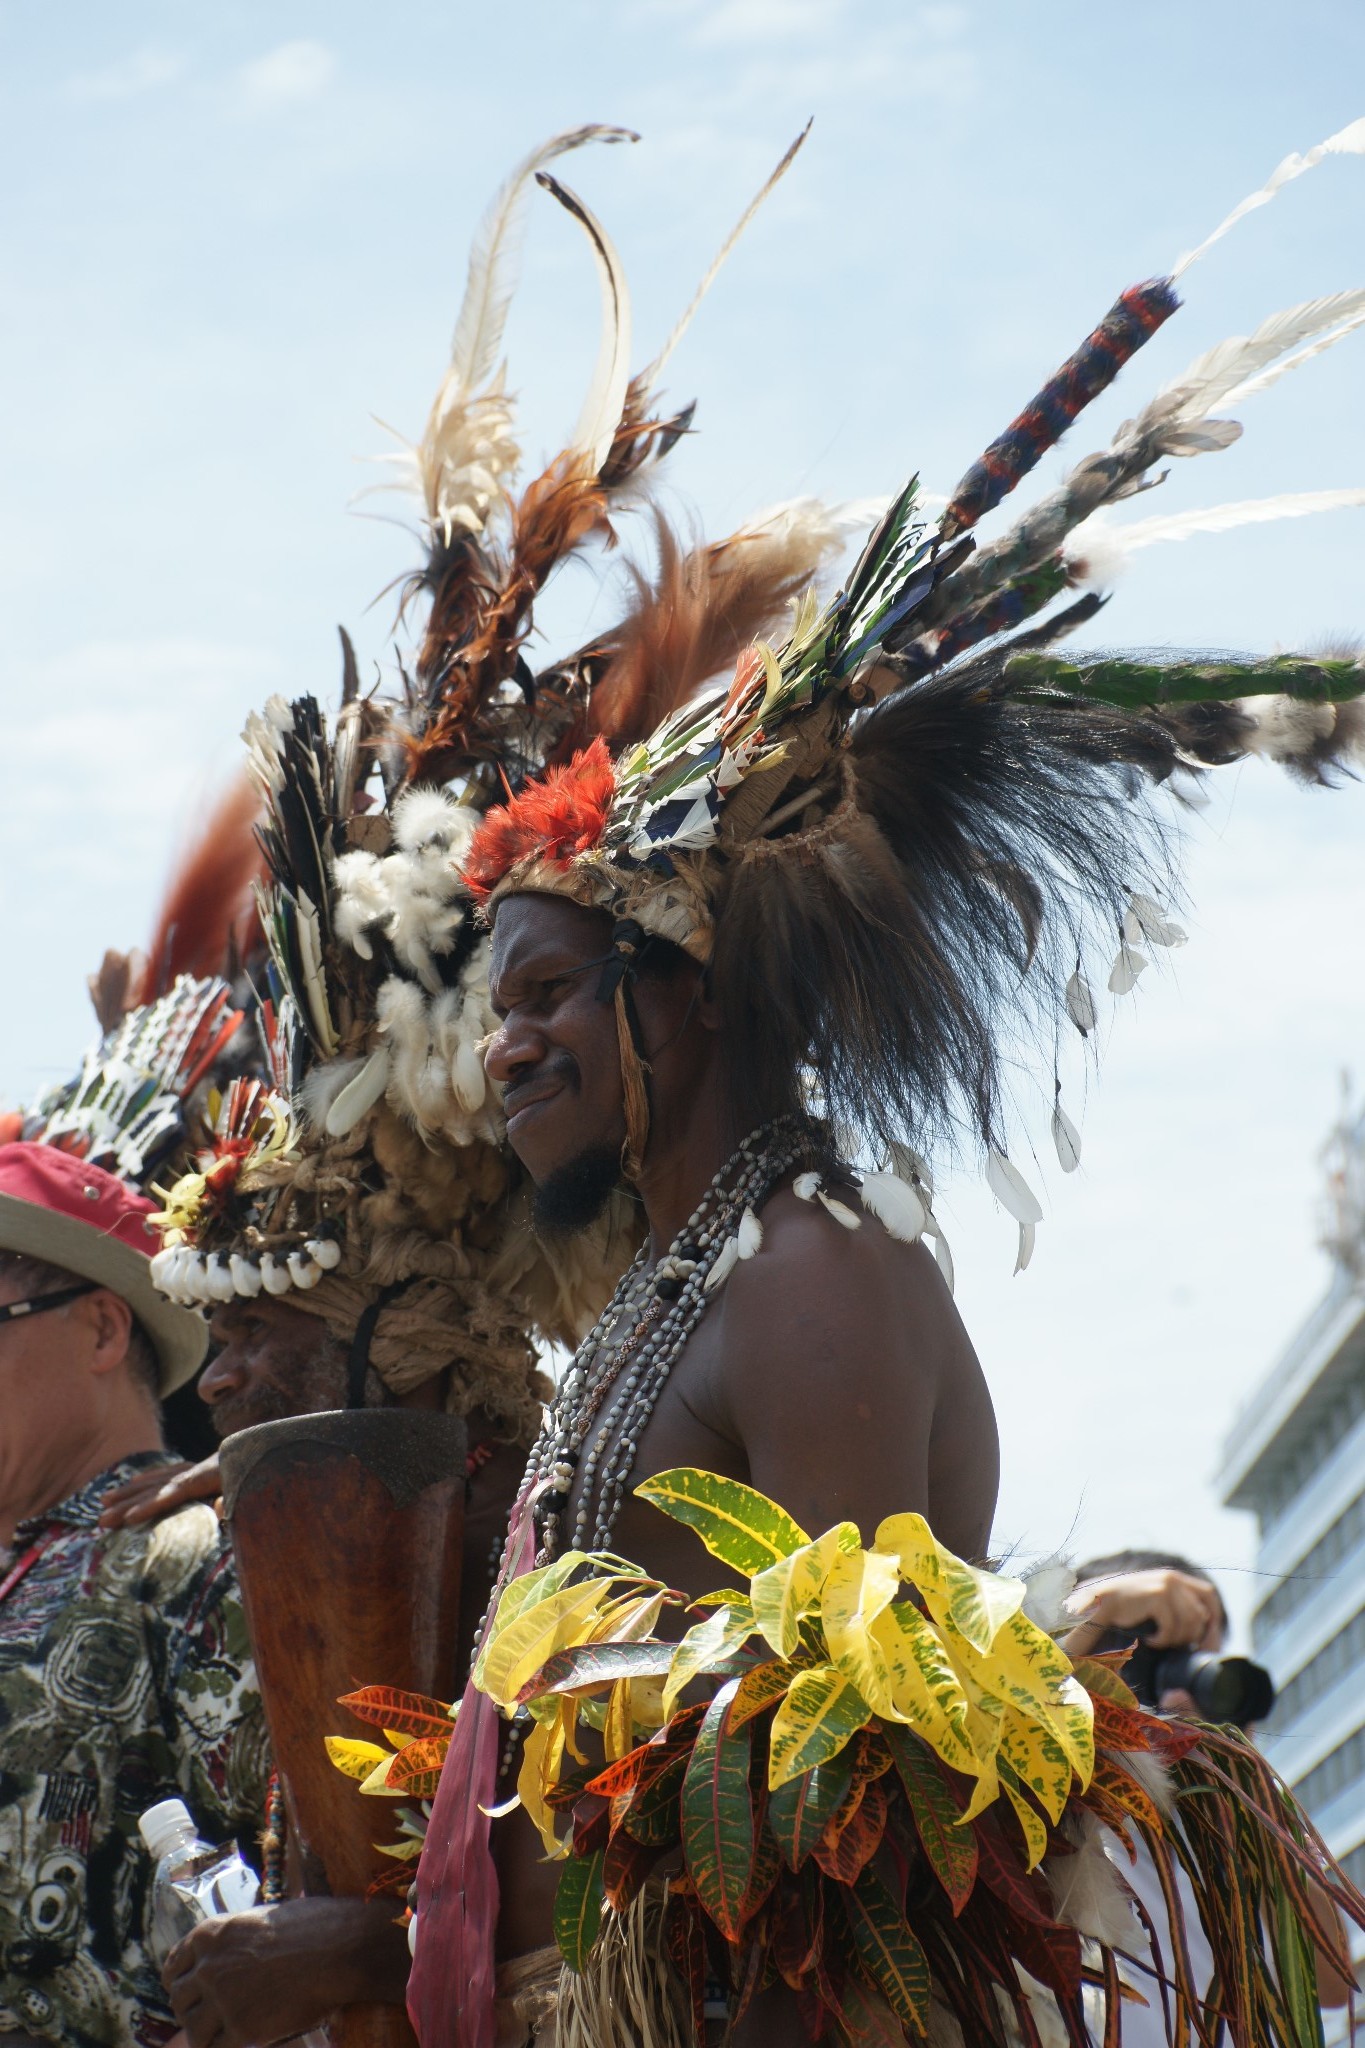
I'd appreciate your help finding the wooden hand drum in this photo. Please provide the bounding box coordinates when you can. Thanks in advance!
[220,1409,466,2048]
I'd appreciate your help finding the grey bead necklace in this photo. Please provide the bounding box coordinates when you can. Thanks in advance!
[527,1114,807,1565]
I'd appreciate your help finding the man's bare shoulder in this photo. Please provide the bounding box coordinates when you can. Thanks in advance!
[721,1183,956,1341]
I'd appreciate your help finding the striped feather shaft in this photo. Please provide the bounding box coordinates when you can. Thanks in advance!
[939,280,1180,541]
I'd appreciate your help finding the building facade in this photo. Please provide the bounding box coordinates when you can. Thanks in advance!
[1217,1091,1365,2037]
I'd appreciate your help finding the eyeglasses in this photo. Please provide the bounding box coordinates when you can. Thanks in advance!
[0,1283,96,1327]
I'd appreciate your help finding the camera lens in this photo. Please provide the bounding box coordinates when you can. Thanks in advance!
[1155,1650,1276,1726]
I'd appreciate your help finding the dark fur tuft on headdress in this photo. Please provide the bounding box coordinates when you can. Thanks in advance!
[710,662,1183,1157]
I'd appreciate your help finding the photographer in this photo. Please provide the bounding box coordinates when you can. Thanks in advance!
[1059,1549,1352,2027]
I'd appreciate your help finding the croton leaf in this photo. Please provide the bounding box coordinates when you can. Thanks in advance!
[872,1512,1025,1654]
[379,1735,449,1797]
[336,1685,453,1737]
[998,1761,1051,1872]
[520,1639,677,1703]
[973,1808,1054,1925]
[324,1737,393,1782]
[769,1664,871,1789]
[751,1524,858,1658]
[553,1848,605,1972]
[998,1709,1074,1826]
[680,1678,755,1942]
[1070,1652,1140,1710]
[840,1864,932,2035]
[1089,1754,1164,1832]
[664,1599,758,1721]
[769,1742,857,1871]
[602,1826,661,1914]
[728,1657,799,1731]
[479,1577,621,1709]
[814,1773,888,1885]
[882,1725,978,1912]
[572,1792,611,1858]
[635,1468,809,1576]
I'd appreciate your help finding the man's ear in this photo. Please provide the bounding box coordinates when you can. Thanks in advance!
[81,1288,135,1377]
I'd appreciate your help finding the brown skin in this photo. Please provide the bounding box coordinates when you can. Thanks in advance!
[110,1294,523,2048]
[485,896,999,2036]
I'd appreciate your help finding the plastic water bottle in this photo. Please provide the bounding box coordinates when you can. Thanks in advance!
[139,1797,261,1964]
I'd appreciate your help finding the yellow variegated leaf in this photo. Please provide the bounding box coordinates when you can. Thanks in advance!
[959,1613,1094,1783]
[752,1524,858,1658]
[999,1763,1050,1871]
[865,1602,982,1781]
[634,1468,809,1575]
[373,1837,424,1862]
[472,1551,596,1690]
[958,1748,1001,1825]
[663,1599,756,1721]
[820,1547,903,1704]
[768,1663,871,1790]
[603,1678,634,1763]
[872,1513,1024,1654]
[586,1589,666,1645]
[631,1676,666,1732]
[478,1579,617,1708]
[359,1754,403,1795]
[383,1728,417,1750]
[518,1717,565,1859]
[998,1707,1074,1825]
[325,1736,393,1781]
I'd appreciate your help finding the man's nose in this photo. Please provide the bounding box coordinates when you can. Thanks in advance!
[200,1326,246,1404]
[484,1012,545,1085]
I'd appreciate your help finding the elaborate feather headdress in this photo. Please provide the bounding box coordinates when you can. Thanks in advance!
[464,118,1365,1260]
[146,127,837,1436]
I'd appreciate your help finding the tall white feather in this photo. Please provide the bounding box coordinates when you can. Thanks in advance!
[635,122,811,398]
[1219,302,1365,409]
[1145,288,1365,435]
[1171,115,1365,280]
[538,171,633,475]
[1066,488,1365,586]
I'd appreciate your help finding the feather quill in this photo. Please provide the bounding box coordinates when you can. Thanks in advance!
[537,171,633,474]
[1171,115,1365,279]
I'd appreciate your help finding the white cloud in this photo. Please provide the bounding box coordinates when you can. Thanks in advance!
[63,49,187,104]
[235,40,337,115]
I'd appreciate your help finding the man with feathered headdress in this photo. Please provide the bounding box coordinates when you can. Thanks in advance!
[399,122,1365,2048]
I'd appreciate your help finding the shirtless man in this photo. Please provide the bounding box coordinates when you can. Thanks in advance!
[415,891,999,2045]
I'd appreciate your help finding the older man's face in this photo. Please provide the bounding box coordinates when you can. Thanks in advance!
[201,1297,352,1436]
[0,1264,107,1523]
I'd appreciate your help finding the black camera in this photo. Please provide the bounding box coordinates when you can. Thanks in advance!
[1121,1629,1276,1727]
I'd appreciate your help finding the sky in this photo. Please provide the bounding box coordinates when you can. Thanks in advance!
[2,0,1364,1644]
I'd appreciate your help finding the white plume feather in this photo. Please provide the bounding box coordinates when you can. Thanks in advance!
[704,1234,741,1292]
[1219,302,1365,409]
[986,1151,1043,1226]
[1064,971,1097,1037]
[1066,488,1365,588]
[1048,1817,1142,1949]
[737,1206,764,1259]
[817,1188,862,1230]
[1145,289,1365,437]
[1051,1102,1081,1174]
[1014,1221,1036,1274]
[858,1172,927,1243]
[1171,116,1365,280]
[1108,944,1147,995]
[635,122,811,398]
[323,1044,391,1137]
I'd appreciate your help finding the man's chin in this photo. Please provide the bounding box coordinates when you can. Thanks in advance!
[532,1145,623,1238]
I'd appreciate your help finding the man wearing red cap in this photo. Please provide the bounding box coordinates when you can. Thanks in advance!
[0,1144,267,2048]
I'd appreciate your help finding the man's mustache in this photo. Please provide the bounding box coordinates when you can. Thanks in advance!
[504,1050,582,1117]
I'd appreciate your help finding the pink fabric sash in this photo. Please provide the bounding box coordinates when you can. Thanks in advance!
[407,1490,539,2048]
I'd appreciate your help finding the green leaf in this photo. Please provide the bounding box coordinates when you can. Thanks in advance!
[680,1678,755,1942]
[519,1640,677,1703]
[664,1600,758,1720]
[882,1725,978,1913]
[841,1864,932,2035]
[635,1468,809,1575]
[768,1744,857,1871]
[768,1664,871,1789]
[728,1658,798,1731]
[553,1849,605,1973]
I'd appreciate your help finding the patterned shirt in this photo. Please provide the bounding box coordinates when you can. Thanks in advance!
[0,1454,268,2048]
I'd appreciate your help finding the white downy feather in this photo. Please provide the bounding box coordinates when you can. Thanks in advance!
[1051,1101,1081,1174]
[737,1206,764,1259]
[1108,943,1147,995]
[324,1044,391,1136]
[986,1150,1043,1226]
[704,1234,741,1292]
[331,850,388,960]
[377,978,431,1121]
[539,172,633,475]
[1014,1221,1035,1274]
[1064,970,1097,1036]
[1220,303,1365,408]
[1048,1817,1141,1950]
[793,1170,821,1202]
[1238,695,1339,763]
[817,1188,862,1230]
[1124,893,1187,948]
[1066,487,1365,588]
[635,123,810,399]
[859,1172,927,1243]
[927,1221,955,1295]
[391,786,477,854]
[1171,115,1365,279]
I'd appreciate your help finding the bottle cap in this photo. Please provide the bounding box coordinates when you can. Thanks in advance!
[139,1797,196,1860]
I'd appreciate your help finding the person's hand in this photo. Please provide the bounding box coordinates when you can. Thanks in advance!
[99,1457,222,1529]
[163,1898,410,2048]
[1061,1567,1223,1655]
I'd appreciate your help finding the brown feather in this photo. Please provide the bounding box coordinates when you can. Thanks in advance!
[134,770,265,1002]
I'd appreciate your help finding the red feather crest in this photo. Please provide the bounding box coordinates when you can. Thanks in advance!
[464,739,615,901]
